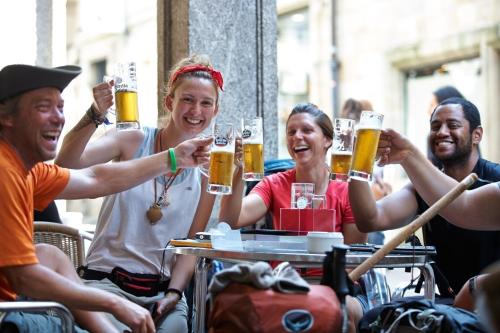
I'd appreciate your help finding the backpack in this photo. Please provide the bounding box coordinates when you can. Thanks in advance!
[208,283,341,333]
[358,299,486,333]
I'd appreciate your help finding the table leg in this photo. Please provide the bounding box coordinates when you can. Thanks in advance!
[420,263,435,302]
[193,257,210,333]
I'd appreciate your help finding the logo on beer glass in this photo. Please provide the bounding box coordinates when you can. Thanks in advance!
[242,129,252,139]
[214,136,229,147]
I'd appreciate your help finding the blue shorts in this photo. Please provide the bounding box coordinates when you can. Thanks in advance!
[1,311,88,333]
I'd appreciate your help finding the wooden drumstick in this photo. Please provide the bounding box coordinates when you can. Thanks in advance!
[348,173,478,281]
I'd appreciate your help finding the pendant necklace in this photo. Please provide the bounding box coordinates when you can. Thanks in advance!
[146,129,182,224]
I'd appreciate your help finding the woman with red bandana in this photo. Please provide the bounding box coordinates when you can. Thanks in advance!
[56,54,223,333]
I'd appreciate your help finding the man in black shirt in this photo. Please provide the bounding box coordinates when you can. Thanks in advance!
[349,97,500,300]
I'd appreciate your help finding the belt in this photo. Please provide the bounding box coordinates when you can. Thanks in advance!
[78,266,170,297]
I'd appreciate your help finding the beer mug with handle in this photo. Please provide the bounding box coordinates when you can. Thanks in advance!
[330,118,355,181]
[105,62,140,130]
[349,111,384,181]
[241,117,264,181]
[206,121,235,195]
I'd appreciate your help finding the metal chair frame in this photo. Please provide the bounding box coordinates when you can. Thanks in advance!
[0,301,74,333]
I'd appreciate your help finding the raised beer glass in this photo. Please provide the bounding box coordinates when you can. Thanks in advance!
[330,118,355,181]
[114,62,140,130]
[207,121,235,195]
[349,111,384,181]
[241,117,264,181]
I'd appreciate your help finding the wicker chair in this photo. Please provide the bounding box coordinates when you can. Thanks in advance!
[33,222,93,269]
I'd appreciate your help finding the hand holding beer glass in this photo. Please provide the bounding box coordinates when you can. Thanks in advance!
[207,121,235,195]
[349,111,384,181]
[106,62,140,130]
[241,117,264,181]
[330,118,355,181]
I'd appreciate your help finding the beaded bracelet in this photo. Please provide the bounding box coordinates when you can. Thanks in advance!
[168,148,177,173]
[86,104,107,128]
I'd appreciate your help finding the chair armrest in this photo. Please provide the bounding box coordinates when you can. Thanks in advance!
[0,301,74,333]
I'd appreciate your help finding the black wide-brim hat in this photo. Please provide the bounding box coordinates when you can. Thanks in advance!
[0,64,82,103]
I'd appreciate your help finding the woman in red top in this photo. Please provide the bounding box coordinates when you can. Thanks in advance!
[220,102,366,245]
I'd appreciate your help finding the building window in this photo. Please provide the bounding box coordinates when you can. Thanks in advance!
[404,57,481,156]
[277,8,310,158]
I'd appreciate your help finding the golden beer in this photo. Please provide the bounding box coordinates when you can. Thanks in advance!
[243,143,264,178]
[208,151,234,186]
[350,128,381,177]
[330,152,352,175]
[115,90,139,122]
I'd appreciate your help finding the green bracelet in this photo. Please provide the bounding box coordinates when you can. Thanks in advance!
[168,148,177,173]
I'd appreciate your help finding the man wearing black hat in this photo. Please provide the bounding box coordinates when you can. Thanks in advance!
[0,64,212,333]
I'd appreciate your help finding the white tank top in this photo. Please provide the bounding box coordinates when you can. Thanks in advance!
[85,127,201,278]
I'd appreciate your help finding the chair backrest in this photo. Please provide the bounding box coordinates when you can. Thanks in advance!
[33,222,93,269]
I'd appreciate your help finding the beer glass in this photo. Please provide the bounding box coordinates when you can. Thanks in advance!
[241,117,264,181]
[291,183,315,209]
[207,121,235,195]
[349,111,384,181]
[112,62,140,130]
[330,118,355,181]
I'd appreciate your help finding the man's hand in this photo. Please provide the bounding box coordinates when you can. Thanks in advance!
[174,136,213,169]
[92,81,114,116]
[377,128,415,166]
[112,298,155,333]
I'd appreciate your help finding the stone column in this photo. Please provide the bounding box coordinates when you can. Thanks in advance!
[36,0,53,66]
[158,0,278,159]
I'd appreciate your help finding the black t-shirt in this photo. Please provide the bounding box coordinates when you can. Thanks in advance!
[416,158,500,297]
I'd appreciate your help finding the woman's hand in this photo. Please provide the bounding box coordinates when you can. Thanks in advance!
[152,292,181,324]
[234,136,243,168]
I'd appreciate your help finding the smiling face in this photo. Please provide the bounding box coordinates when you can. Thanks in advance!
[286,113,332,166]
[428,103,478,165]
[165,77,219,138]
[0,87,65,167]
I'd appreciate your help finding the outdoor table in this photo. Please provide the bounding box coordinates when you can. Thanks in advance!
[167,246,435,333]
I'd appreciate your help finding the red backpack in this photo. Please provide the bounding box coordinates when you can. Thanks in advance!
[208,283,342,333]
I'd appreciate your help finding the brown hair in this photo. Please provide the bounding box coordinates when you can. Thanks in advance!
[287,102,333,145]
[341,98,373,121]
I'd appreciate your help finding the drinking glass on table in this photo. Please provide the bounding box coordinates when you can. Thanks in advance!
[349,111,384,181]
[206,121,235,195]
[330,118,355,181]
[105,62,140,130]
[291,183,315,209]
[241,117,264,181]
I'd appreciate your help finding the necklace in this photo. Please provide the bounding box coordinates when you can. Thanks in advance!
[146,129,182,224]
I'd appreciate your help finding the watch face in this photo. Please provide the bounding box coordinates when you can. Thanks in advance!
[296,196,308,209]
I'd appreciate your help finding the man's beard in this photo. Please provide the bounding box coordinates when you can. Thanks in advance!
[430,137,473,167]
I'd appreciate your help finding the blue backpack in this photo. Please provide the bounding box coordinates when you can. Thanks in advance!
[358,299,486,332]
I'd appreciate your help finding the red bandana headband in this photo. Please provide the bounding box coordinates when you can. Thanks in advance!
[171,64,224,91]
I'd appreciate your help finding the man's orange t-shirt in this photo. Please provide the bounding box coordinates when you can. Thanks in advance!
[0,139,69,301]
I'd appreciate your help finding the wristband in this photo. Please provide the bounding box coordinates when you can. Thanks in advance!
[86,105,108,127]
[168,148,177,173]
[165,288,182,300]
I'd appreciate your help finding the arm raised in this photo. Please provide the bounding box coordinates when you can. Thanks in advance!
[58,136,212,200]
[379,128,500,230]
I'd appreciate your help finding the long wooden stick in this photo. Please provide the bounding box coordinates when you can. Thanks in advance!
[349,173,478,281]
